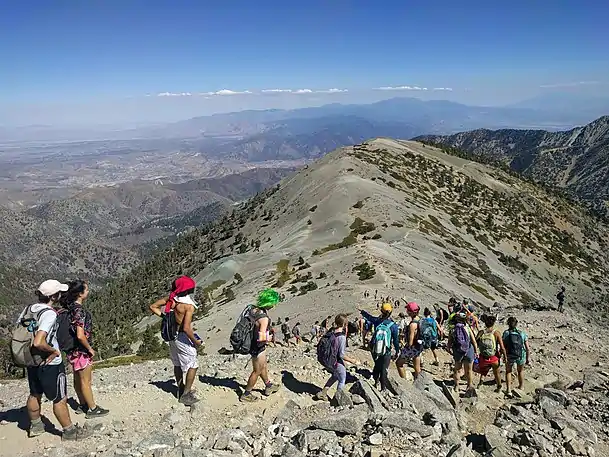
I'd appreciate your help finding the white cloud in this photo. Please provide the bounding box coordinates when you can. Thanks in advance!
[374,86,428,91]
[316,88,348,93]
[203,89,253,96]
[433,87,453,91]
[539,81,600,88]
[293,89,313,94]
[261,89,293,93]
[157,92,192,97]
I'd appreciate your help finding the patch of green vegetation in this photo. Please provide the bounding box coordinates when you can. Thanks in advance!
[353,262,377,280]
[352,200,364,209]
[299,281,318,295]
[497,253,529,273]
[202,279,227,297]
[471,284,496,301]
[371,233,382,240]
[350,217,376,235]
[94,354,160,370]
[309,205,318,212]
[273,259,292,287]
[391,222,404,228]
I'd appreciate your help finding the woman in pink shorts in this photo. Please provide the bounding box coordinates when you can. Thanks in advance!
[62,280,109,418]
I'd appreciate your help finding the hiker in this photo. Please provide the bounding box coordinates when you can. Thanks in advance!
[240,289,282,402]
[149,276,202,406]
[436,298,454,330]
[292,322,302,345]
[557,286,565,313]
[268,321,277,347]
[281,317,292,346]
[358,315,373,347]
[361,303,399,391]
[16,280,92,440]
[311,321,321,341]
[503,316,530,398]
[60,280,109,417]
[315,314,359,400]
[420,307,440,366]
[466,303,480,333]
[476,314,507,392]
[396,302,424,380]
[447,312,479,395]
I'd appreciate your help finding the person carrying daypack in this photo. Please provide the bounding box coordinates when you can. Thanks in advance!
[150,276,202,406]
[557,286,565,313]
[419,307,440,365]
[12,280,92,441]
[360,303,399,392]
[447,312,478,395]
[314,314,360,401]
[281,317,292,346]
[476,314,507,393]
[502,316,530,398]
[396,302,425,379]
[235,289,282,403]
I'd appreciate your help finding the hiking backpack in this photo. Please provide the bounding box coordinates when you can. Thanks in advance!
[419,317,438,349]
[317,331,339,370]
[55,308,78,353]
[477,331,497,358]
[504,330,524,360]
[230,305,256,355]
[161,300,179,342]
[11,306,55,368]
[451,323,470,354]
[281,323,290,335]
[371,321,393,359]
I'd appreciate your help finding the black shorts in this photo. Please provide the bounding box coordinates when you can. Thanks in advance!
[250,343,267,359]
[27,363,67,404]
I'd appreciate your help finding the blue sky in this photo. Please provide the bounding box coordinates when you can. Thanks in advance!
[1,0,608,125]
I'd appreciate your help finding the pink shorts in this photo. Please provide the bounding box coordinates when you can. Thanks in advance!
[68,352,93,372]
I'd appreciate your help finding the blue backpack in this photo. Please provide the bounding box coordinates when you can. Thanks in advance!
[371,321,393,359]
[419,317,438,349]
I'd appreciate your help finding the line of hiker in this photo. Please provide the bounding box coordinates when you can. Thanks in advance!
[12,279,108,441]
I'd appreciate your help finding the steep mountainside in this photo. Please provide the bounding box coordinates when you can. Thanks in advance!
[85,139,609,358]
[416,116,609,218]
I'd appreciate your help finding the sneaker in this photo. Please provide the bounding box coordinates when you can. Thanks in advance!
[313,389,330,401]
[264,383,280,396]
[494,385,503,393]
[85,406,110,419]
[240,391,258,403]
[28,421,45,438]
[62,424,94,441]
[505,391,514,399]
[179,391,200,407]
[73,404,86,415]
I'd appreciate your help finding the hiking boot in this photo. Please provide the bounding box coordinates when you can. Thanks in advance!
[85,406,109,419]
[314,388,330,401]
[264,383,280,396]
[240,391,258,403]
[28,420,45,438]
[464,387,477,398]
[505,391,514,399]
[62,424,94,441]
[178,391,200,407]
[494,385,502,393]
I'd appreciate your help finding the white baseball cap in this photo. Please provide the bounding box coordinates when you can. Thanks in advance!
[38,279,69,297]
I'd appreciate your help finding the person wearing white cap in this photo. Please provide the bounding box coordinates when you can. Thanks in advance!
[17,280,92,440]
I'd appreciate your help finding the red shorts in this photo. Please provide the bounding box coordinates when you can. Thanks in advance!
[477,355,499,376]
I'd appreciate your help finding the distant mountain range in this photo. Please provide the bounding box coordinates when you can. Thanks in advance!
[416,115,609,218]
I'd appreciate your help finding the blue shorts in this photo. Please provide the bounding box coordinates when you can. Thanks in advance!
[453,344,475,364]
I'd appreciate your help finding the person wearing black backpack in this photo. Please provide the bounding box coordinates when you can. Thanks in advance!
[239,289,282,403]
[60,280,109,418]
[314,314,359,401]
[150,276,202,406]
[502,316,530,398]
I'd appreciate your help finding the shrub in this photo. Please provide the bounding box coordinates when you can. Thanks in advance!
[353,262,376,280]
[299,281,318,295]
[309,205,318,212]
[353,200,364,209]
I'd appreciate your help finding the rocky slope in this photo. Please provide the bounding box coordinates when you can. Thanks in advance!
[0,306,607,457]
[416,116,609,218]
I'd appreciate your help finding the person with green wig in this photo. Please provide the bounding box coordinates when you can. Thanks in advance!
[241,288,282,402]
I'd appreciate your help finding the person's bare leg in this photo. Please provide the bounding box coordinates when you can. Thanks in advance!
[73,371,86,408]
[183,368,198,395]
[52,399,73,429]
[492,364,502,390]
[453,362,462,391]
[27,395,42,421]
[174,366,184,398]
[246,354,265,392]
[77,365,96,410]
[464,362,474,390]
[396,358,407,378]
[431,349,439,364]
[505,365,513,394]
[413,357,421,379]
[517,364,525,390]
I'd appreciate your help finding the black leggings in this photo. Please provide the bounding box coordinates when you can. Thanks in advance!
[372,353,392,391]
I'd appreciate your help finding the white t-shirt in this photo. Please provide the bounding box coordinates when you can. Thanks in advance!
[17,303,62,365]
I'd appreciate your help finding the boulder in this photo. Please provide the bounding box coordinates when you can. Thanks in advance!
[332,388,354,407]
[274,399,301,424]
[349,379,388,413]
[565,440,588,456]
[213,428,250,451]
[312,407,369,435]
[294,429,337,452]
[381,412,434,438]
[536,387,570,407]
